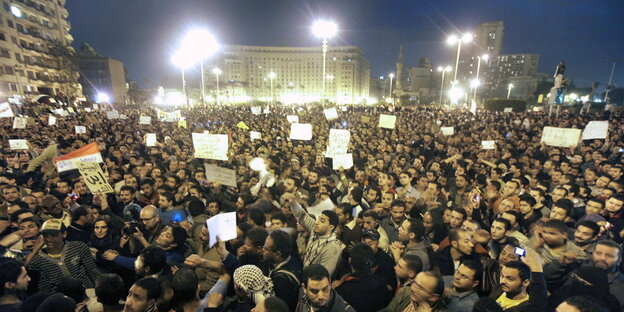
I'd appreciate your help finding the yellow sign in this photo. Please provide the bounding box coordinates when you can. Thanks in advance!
[75,162,114,194]
[537,94,544,104]
[178,120,187,128]
[237,121,249,130]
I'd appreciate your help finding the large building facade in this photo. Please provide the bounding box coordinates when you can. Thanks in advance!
[487,54,540,98]
[76,44,126,104]
[0,0,80,103]
[206,45,370,104]
[454,21,504,88]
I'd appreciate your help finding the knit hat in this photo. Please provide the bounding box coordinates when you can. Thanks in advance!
[233,265,274,304]
[362,229,380,241]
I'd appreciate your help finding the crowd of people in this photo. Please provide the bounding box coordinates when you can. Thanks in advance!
[0,101,623,312]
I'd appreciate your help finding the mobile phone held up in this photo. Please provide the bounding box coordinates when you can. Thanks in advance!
[514,247,526,257]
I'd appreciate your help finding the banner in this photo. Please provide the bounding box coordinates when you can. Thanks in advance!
[192,133,228,160]
[290,123,312,140]
[55,142,103,173]
[481,140,496,150]
[378,114,396,129]
[250,131,261,140]
[145,133,157,147]
[75,161,113,194]
[204,164,237,187]
[541,126,582,148]
[581,121,608,140]
[0,102,14,118]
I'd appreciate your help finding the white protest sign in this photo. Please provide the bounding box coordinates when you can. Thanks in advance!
[541,126,582,148]
[204,164,237,187]
[503,107,513,113]
[290,123,312,140]
[324,108,338,120]
[67,107,75,113]
[332,153,353,170]
[251,106,261,115]
[106,110,120,119]
[286,115,299,123]
[325,129,350,157]
[48,115,56,126]
[206,212,237,247]
[59,110,69,117]
[263,108,270,114]
[92,104,99,110]
[74,161,114,194]
[8,139,28,150]
[75,126,86,134]
[582,121,609,140]
[139,116,152,125]
[441,127,454,136]
[341,106,348,112]
[250,131,261,140]
[378,114,397,129]
[192,133,228,160]
[307,198,335,218]
[12,117,26,129]
[120,114,127,120]
[481,140,496,150]
[84,108,92,112]
[145,133,157,147]
[0,102,14,117]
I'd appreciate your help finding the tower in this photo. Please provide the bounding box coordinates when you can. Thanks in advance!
[395,45,404,93]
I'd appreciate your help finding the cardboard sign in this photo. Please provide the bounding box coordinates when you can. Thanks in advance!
[341,106,348,112]
[441,127,454,136]
[48,115,57,126]
[75,161,114,194]
[378,114,396,129]
[250,131,261,140]
[326,129,350,157]
[206,212,237,247]
[263,108,270,114]
[192,133,228,160]
[324,108,338,120]
[8,139,28,150]
[582,121,609,140]
[92,104,99,110]
[13,117,27,129]
[287,115,299,123]
[139,116,151,125]
[204,164,237,187]
[290,123,312,140]
[0,102,14,118]
[503,107,513,113]
[178,120,187,128]
[481,140,496,150]
[251,106,261,115]
[58,110,69,117]
[360,116,371,123]
[67,107,75,113]
[145,133,157,147]
[307,198,335,218]
[106,110,120,119]
[541,127,582,148]
[332,153,353,170]
[75,126,86,134]
[236,121,249,130]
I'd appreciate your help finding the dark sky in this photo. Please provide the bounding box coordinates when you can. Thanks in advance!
[67,0,624,90]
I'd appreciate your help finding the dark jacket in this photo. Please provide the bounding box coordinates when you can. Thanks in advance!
[431,246,483,276]
[335,272,392,312]
[296,288,355,312]
[269,256,302,311]
[66,222,91,244]
[489,272,548,312]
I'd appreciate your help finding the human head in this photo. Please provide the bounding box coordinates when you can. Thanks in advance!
[452,260,481,292]
[139,205,160,230]
[135,246,166,276]
[584,198,604,215]
[398,218,424,243]
[490,218,512,242]
[41,219,67,250]
[171,268,199,305]
[556,296,604,312]
[349,243,374,274]
[95,274,126,307]
[499,242,521,266]
[541,219,569,247]
[591,240,621,271]
[500,261,531,295]
[449,208,467,229]
[0,257,29,297]
[93,217,112,239]
[409,271,444,306]
[301,264,331,309]
[389,200,406,224]
[449,229,474,255]
[550,199,573,221]
[605,195,624,215]
[120,186,136,204]
[394,254,423,282]
[574,220,600,246]
[123,277,161,312]
[263,230,292,264]
[155,225,187,251]
[244,228,269,257]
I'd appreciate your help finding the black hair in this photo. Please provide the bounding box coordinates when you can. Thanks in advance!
[553,199,573,216]
[120,185,136,193]
[0,257,23,296]
[95,274,125,306]
[503,260,531,281]
[247,208,266,227]
[246,228,269,249]
[502,210,523,226]
[452,208,468,221]
[57,276,86,303]
[302,264,330,286]
[519,194,536,207]
[321,210,339,229]
[471,297,503,312]
[362,209,380,220]
[263,296,289,312]
[268,230,292,259]
[139,178,155,186]
[172,268,199,304]
[406,218,425,242]
[71,205,91,222]
[390,199,407,210]
[187,198,206,217]
[459,259,483,285]
[542,219,568,234]
[575,220,600,237]
[270,212,288,224]
[140,246,167,274]
[401,254,423,274]
[134,277,162,301]
[492,217,512,232]
[349,243,374,274]
[160,192,175,204]
[562,296,605,312]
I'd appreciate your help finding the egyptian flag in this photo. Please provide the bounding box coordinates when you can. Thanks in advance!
[54,142,103,173]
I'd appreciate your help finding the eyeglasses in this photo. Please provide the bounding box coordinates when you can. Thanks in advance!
[140,216,155,222]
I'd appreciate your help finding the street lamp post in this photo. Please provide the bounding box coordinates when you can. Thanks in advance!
[473,54,489,100]
[447,33,473,86]
[268,72,276,105]
[178,29,219,106]
[212,68,222,105]
[312,21,338,105]
[388,73,395,105]
[171,52,193,106]
[507,83,514,99]
[604,60,617,102]
[437,66,451,105]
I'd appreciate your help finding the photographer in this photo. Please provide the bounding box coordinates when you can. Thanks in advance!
[125,205,164,255]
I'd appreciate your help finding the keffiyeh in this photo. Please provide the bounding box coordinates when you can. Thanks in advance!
[233,265,274,304]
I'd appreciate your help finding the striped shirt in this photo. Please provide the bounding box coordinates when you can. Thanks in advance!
[28,241,102,291]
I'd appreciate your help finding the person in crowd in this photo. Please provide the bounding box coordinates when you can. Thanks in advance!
[0,257,30,311]
[296,264,354,312]
[95,274,126,312]
[380,271,447,312]
[382,200,407,243]
[443,260,481,312]
[391,218,430,270]
[124,277,161,312]
[261,229,301,311]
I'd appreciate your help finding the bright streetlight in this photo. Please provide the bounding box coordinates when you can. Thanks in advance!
[473,54,489,100]
[171,51,195,106]
[178,29,219,106]
[312,20,338,105]
[449,87,464,105]
[212,68,222,105]
[447,33,473,84]
[10,5,21,18]
[437,66,452,105]
[268,72,276,105]
[388,73,395,104]
[507,83,514,99]
[96,92,110,104]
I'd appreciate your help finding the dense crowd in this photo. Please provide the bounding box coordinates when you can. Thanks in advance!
[0,101,623,312]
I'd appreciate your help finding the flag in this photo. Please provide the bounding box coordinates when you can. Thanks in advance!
[54,143,103,173]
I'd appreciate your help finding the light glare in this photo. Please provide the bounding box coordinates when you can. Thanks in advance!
[312,21,338,39]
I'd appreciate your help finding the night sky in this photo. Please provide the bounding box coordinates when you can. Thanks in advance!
[67,0,624,91]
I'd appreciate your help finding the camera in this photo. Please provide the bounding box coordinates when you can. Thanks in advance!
[69,193,79,201]
[514,247,526,257]
[123,221,139,236]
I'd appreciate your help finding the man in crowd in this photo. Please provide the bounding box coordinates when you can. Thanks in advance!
[0,257,30,311]
[296,264,355,312]
[443,260,481,311]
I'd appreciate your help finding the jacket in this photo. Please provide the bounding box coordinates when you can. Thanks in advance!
[269,256,302,311]
[379,282,449,312]
[335,272,392,312]
[489,272,548,312]
[296,288,355,312]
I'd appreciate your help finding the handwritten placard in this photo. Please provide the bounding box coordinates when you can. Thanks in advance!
[332,153,353,170]
[106,110,120,120]
[481,140,496,150]
[541,126,582,148]
[8,139,28,150]
[378,114,396,129]
[139,116,151,125]
[503,107,513,113]
[13,117,26,129]
[582,121,608,140]
[192,133,228,160]
[48,115,56,126]
[290,123,312,140]
[206,212,237,247]
[145,133,157,147]
[250,131,261,140]
[441,127,454,136]
[204,164,237,187]
[75,161,114,194]
[324,108,338,120]
[326,129,350,157]
[307,198,335,218]
[287,115,299,123]
[0,102,14,118]
[75,126,86,134]
[251,106,261,115]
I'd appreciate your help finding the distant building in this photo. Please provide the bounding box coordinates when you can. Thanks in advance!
[507,73,552,102]
[76,43,127,104]
[206,44,370,104]
[404,58,436,103]
[0,0,81,102]
[454,21,504,87]
[486,54,540,97]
